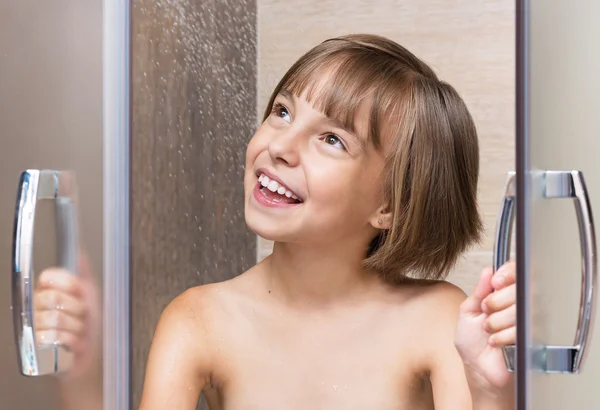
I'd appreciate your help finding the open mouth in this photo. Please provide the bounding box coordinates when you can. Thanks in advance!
[256,173,303,205]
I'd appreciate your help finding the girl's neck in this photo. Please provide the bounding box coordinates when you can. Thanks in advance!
[261,240,382,308]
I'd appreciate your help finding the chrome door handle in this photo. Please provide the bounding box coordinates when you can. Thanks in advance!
[493,172,517,371]
[12,170,79,376]
[494,170,597,374]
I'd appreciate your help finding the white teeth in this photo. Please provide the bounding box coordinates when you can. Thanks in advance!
[258,173,300,201]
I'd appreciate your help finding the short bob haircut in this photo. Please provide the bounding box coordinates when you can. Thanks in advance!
[262,34,483,283]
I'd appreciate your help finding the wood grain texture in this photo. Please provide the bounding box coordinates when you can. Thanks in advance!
[131,1,257,408]
[257,0,516,292]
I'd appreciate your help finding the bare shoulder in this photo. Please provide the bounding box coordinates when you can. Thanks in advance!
[149,283,230,372]
[160,267,265,340]
[172,281,229,315]
[160,283,223,329]
[412,279,467,309]
[411,279,466,321]
[387,278,466,305]
[139,275,255,409]
[165,274,252,332]
[385,279,467,335]
[382,280,469,374]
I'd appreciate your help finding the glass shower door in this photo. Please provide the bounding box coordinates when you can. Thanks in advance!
[0,1,129,409]
[518,0,600,408]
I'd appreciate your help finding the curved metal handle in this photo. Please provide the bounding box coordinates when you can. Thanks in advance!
[493,172,517,371]
[494,170,597,374]
[12,170,79,376]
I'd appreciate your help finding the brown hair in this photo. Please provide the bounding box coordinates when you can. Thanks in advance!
[263,34,483,282]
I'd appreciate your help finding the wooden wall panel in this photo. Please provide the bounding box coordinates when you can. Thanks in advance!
[131,1,257,408]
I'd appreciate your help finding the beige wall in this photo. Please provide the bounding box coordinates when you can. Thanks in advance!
[256,0,515,294]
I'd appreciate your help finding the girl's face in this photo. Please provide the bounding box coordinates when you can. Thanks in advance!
[244,86,388,247]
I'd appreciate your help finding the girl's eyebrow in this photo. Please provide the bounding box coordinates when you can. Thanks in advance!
[278,88,295,102]
[324,116,366,148]
[277,88,366,148]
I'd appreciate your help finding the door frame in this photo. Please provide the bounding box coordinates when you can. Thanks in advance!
[103,0,131,409]
[516,0,530,408]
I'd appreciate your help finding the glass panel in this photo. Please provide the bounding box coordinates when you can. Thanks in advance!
[0,1,104,410]
[527,0,600,408]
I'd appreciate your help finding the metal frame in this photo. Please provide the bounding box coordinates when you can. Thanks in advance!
[515,0,530,408]
[103,0,131,409]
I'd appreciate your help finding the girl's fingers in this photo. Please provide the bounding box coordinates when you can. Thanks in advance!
[35,329,80,351]
[492,261,516,290]
[484,304,516,334]
[34,309,86,335]
[34,289,86,318]
[482,283,516,314]
[489,326,516,347]
[38,268,83,297]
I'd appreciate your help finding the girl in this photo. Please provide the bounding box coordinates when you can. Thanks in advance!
[37,34,517,409]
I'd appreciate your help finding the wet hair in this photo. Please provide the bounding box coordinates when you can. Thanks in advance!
[262,34,483,282]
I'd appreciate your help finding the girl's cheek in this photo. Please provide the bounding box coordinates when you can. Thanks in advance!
[246,137,263,161]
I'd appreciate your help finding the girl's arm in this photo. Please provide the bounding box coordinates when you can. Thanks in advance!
[41,254,212,410]
[454,264,517,409]
[57,290,212,410]
[426,280,515,410]
[139,289,213,410]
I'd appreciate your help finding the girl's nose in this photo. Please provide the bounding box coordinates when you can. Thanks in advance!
[267,130,301,166]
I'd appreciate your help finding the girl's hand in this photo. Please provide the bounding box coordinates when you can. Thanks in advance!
[454,262,516,392]
[33,252,101,381]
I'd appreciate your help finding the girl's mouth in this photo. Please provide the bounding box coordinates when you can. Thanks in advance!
[253,173,303,206]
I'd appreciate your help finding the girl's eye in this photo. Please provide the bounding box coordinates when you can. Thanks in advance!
[323,134,346,150]
[271,102,291,122]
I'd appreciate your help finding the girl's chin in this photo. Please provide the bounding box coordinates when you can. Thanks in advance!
[244,217,299,244]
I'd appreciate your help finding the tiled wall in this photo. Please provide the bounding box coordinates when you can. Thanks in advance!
[256,0,516,294]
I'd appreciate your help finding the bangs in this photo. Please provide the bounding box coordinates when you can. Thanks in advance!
[272,49,411,149]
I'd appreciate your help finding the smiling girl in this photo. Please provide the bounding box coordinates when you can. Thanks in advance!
[40,34,517,409]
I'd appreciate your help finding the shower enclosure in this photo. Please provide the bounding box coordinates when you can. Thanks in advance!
[1,1,523,409]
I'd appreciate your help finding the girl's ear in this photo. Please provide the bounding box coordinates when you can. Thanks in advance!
[369,204,392,230]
